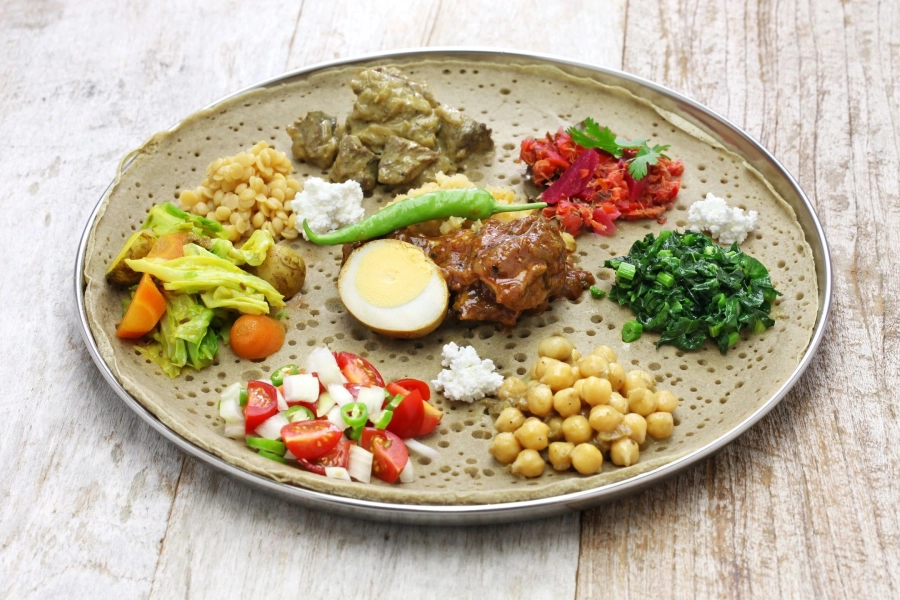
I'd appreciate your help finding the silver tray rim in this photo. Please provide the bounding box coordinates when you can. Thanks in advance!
[74,47,833,525]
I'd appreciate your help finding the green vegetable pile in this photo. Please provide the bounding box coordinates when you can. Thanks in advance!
[604,230,781,354]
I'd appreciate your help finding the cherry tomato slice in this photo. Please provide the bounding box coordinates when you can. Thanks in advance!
[385,389,425,440]
[281,420,343,460]
[244,380,278,434]
[334,352,385,387]
[391,378,431,401]
[359,428,408,484]
[416,401,443,437]
[298,439,351,475]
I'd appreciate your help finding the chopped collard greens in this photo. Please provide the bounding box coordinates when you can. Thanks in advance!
[604,230,781,354]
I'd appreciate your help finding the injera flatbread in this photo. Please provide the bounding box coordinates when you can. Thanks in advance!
[82,59,819,504]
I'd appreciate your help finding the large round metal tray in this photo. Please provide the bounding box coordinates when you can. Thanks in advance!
[75,48,832,525]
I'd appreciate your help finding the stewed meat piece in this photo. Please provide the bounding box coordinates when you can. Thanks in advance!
[286,111,343,169]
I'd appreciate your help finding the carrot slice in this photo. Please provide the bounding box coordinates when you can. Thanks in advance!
[116,273,167,338]
[146,232,190,260]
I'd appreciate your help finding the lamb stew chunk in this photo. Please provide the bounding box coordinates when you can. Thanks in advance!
[384,215,594,326]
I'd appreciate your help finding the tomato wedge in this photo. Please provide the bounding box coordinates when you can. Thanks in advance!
[299,439,351,475]
[390,378,431,400]
[281,420,343,460]
[385,389,425,439]
[244,380,278,434]
[334,352,385,387]
[360,428,408,484]
[416,401,443,437]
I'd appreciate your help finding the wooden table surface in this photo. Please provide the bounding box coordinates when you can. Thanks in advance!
[3,1,898,597]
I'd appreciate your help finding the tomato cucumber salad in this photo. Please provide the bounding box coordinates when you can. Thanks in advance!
[218,346,443,484]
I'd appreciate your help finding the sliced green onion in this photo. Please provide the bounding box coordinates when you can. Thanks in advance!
[385,394,405,411]
[239,387,248,407]
[622,320,643,343]
[750,318,767,334]
[271,364,300,387]
[373,409,393,429]
[341,402,368,429]
[246,436,287,455]
[257,449,288,464]
[616,262,637,282]
[284,405,315,422]
[589,285,606,299]
[655,272,675,288]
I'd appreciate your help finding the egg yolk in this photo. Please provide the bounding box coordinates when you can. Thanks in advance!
[355,242,433,308]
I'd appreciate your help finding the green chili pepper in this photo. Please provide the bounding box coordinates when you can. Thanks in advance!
[373,409,393,430]
[271,364,300,387]
[341,402,368,429]
[385,394,405,411]
[257,449,288,464]
[348,425,364,441]
[239,386,248,407]
[284,405,315,422]
[246,436,287,456]
[302,189,547,245]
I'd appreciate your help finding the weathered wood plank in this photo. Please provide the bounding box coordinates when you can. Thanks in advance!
[578,1,900,598]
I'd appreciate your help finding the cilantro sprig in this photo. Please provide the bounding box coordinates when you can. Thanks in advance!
[566,118,670,180]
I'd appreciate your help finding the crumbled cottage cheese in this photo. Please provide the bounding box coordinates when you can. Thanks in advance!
[687,193,758,245]
[290,177,365,240]
[432,342,503,403]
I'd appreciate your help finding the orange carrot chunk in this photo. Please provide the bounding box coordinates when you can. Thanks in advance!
[230,314,285,359]
[146,232,190,260]
[116,273,168,338]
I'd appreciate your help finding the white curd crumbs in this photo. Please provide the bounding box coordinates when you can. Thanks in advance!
[290,177,365,240]
[432,342,504,403]
[687,193,758,245]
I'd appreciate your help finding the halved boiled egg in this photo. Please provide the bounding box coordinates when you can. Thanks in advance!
[338,239,448,338]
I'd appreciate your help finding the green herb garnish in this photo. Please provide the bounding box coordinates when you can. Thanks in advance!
[566,118,670,181]
[589,285,606,299]
[605,229,781,354]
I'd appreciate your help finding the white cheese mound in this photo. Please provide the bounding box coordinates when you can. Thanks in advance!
[687,193,758,245]
[290,177,365,240]
[432,342,503,403]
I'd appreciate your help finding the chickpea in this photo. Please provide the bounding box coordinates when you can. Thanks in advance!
[573,378,586,398]
[607,362,626,391]
[538,336,574,361]
[592,345,617,363]
[569,349,581,365]
[622,413,648,444]
[622,369,655,395]
[511,449,546,478]
[548,442,575,471]
[608,391,628,414]
[610,438,640,467]
[553,388,582,418]
[589,404,623,433]
[571,443,604,475]
[546,416,565,442]
[531,356,558,380]
[577,354,609,379]
[497,377,528,401]
[541,361,577,392]
[495,407,526,433]
[514,417,550,451]
[581,376,612,406]
[627,388,657,416]
[646,412,674,440]
[561,415,593,445]
[526,384,554,417]
[489,432,522,464]
[656,390,679,413]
